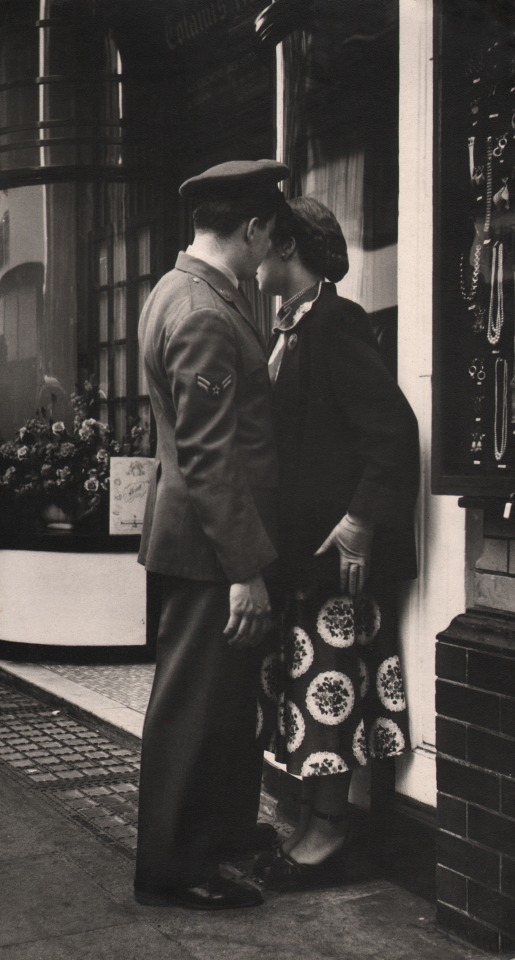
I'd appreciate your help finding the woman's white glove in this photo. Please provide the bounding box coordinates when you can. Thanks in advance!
[315,513,374,596]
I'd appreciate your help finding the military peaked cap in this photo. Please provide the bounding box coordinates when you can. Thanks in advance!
[179,159,289,202]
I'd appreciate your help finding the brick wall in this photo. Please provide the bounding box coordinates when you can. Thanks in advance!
[472,515,515,614]
[436,608,515,952]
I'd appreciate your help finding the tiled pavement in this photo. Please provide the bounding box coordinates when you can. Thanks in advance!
[0,684,141,856]
[0,671,501,959]
[43,662,155,714]
[0,679,284,861]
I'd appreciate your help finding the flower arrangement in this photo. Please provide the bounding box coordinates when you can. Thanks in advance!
[0,380,148,530]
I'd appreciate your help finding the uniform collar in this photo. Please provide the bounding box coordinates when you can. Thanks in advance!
[184,245,239,289]
[175,251,262,343]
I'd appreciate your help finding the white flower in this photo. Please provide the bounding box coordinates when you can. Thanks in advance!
[301,752,349,777]
[284,701,305,753]
[52,421,65,435]
[260,652,280,702]
[286,626,314,678]
[376,656,406,712]
[368,718,405,759]
[306,671,355,726]
[84,477,99,493]
[316,597,355,647]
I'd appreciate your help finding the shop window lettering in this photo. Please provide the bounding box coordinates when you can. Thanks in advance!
[165,0,255,50]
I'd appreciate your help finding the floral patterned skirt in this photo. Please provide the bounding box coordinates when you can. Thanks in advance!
[257,583,409,778]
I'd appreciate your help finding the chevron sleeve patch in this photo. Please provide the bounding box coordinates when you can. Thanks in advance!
[195,373,233,398]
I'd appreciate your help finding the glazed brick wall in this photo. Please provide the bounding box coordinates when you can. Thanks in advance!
[473,519,515,614]
[435,635,515,953]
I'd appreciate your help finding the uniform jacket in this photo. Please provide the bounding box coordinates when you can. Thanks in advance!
[271,282,420,586]
[138,252,279,582]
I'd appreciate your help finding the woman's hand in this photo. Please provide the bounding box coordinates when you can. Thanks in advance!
[315,513,374,596]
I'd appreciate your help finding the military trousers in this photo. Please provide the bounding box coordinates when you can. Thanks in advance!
[134,576,264,894]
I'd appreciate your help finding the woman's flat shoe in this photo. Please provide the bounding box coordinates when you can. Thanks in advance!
[254,846,346,892]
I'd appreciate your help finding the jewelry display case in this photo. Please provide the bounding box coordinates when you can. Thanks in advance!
[433,1,515,499]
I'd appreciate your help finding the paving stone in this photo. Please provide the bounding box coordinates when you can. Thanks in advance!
[0,923,194,960]
[0,856,133,946]
[0,675,494,959]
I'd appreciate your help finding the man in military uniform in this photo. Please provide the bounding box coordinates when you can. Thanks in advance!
[134,160,289,910]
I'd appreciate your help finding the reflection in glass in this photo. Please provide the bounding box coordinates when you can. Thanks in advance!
[113,287,126,340]
[114,344,126,396]
[138,279,151,313]
[0,183,80,439]
[99,346,109,399]
[97,240,108,287]
[138,226,151,274]
[115,401,126,442]
[98,291,108,342]
[113,232,126,283]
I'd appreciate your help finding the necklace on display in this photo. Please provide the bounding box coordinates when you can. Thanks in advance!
[484,136,493,240]
[460,240,482,308]
[487,241,504,345]
[494,356,508,462]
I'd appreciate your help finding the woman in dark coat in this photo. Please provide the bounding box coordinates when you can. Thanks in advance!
[255,197,420,891]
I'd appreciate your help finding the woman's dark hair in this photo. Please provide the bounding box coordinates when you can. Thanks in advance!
[192,194,281,237]
[272,196,349,283]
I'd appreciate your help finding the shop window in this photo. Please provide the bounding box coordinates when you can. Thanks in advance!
[433,3,515,496]
[279,0,399,324]
[92,220,152,449]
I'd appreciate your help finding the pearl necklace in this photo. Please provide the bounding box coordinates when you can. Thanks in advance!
[487,241,504,345]
[280,283,318,314]
[494,357,508,462]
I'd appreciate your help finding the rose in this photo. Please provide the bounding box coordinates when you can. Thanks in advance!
[41,464,52,477]
[96,449,109,465]
[56,466,72,483]
[84,477,99,493]
[17,446,29,460]
[58,442,76,459]
[52,421,66,435]
[79,425,94,440]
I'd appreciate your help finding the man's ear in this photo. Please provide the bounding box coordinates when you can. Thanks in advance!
[245,217,260,243]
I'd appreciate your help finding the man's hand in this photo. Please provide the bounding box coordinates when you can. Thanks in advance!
[223,574,271,648]
[315,513,374,596]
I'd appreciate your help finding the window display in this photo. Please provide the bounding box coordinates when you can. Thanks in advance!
[434,4,515,496]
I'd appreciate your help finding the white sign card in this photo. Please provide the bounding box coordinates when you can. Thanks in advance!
[109,456,154,535]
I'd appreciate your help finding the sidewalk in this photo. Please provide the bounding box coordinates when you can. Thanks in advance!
[0,659,500,960]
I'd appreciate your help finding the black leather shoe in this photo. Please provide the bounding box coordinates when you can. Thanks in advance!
[134,875,263,910]
[254,846,346,892]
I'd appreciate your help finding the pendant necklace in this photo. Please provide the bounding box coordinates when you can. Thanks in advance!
[494,356,508,462]
[280,283,318,315]
[487,241,504,345]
